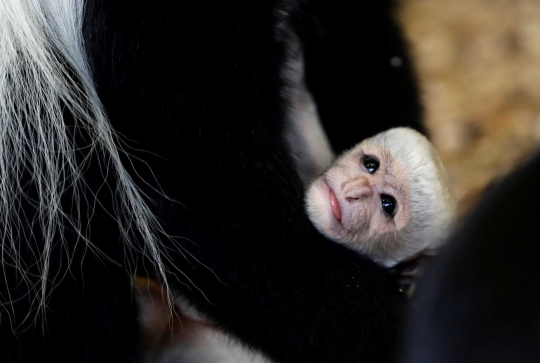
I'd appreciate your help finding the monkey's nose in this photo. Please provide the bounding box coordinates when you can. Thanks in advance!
[344,177,373,202]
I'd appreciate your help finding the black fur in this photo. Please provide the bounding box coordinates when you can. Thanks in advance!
[402,152,540,363]
[0,1,418,362]
[293,0,424,154]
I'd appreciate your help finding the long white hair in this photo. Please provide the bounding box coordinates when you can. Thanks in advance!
[0,0,169,319]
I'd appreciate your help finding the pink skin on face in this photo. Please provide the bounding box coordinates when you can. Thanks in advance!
[306,142,410,249]
[307,128,455,269]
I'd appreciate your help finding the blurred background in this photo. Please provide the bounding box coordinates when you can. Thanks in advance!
[397,0,540,215]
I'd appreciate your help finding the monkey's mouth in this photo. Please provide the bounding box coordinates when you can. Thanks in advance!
[327,183,342,222]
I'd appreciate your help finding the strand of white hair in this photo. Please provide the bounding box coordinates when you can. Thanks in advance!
[0,0,171,323]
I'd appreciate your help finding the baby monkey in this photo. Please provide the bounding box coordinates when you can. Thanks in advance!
[306,127,456,274]
[137,128,456,363]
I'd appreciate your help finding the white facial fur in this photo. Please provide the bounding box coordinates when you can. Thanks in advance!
[305,128,456,267]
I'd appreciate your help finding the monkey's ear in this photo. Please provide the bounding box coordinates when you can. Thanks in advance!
[390,249,438,288]
[133,276,172,350]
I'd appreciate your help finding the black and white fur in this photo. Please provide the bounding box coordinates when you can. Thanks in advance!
[0,1,424,362]
[136,128,455,363]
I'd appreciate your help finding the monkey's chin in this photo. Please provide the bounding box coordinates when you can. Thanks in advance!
[305,177,345,242]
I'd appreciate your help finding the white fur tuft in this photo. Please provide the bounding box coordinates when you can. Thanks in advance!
[0,0,172,324]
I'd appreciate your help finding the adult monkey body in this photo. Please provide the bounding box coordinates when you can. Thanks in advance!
[0,1,421,362]
[402,151,540,362]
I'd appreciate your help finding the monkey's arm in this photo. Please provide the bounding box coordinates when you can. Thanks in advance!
[293,0,425,154]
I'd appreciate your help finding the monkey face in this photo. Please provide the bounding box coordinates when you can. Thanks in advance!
[305,141,411,264]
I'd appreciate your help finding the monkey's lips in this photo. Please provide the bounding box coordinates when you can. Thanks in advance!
[328,184,342,222]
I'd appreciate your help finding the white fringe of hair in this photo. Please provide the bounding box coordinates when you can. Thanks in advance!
[366,127,457,265]
[0,0,173,322]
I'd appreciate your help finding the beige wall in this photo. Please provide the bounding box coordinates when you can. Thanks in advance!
[398,0,540,215]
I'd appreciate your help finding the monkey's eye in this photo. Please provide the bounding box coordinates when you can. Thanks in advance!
[381,194,397,217]
[363,156,379,174]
